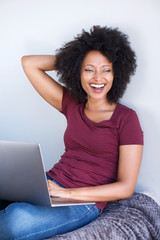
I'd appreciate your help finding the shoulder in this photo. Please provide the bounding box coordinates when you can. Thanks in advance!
[116,103,143,145]
[61,87,80,116]
[118,103,136,115]
[116,103,138,125]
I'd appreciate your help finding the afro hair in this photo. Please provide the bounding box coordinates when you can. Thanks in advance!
[54,25,137,103]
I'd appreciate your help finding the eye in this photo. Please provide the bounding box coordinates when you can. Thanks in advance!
[84,69,93,72]
[103,69,111,73]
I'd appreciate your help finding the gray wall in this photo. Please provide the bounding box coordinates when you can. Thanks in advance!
[0,0,160,203]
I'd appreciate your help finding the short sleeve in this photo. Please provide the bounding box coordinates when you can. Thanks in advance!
[118,110,144,145]
[60,87,78,118]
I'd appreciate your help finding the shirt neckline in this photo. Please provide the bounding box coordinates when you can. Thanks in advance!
[82,102,120,126]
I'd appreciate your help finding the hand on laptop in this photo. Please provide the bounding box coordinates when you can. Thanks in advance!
[47,180,69,198]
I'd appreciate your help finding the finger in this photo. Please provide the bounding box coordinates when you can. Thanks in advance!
[47,180,52,186]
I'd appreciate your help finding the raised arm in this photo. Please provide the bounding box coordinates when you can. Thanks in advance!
[21,55,63,111]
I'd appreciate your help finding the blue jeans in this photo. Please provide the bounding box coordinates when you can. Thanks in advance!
[0,175,102,240]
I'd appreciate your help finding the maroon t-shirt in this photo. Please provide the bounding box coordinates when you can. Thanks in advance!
[47,87,144,210]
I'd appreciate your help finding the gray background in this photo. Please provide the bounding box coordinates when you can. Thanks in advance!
[0,0,159,203]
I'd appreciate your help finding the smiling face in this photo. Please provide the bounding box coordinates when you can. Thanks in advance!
[81,50,114,103]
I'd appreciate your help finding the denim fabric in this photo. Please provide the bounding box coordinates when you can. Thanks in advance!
[0,176,101,240]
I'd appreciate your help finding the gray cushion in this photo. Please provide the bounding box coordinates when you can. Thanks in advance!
[46,193,160,240]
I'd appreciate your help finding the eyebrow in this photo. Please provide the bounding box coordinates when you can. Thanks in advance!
[84,64,111,67]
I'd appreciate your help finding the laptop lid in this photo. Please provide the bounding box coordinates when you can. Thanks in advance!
[0,141,51,206]
[0,141,95,207]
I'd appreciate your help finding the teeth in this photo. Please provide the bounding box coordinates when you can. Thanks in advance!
[90,84,105,88]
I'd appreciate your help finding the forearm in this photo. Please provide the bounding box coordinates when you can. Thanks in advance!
[21,54,63,110]
[21,55,56,71]
[64,181,133,202]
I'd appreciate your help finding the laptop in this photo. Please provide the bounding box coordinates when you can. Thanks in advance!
[0,141,95,207]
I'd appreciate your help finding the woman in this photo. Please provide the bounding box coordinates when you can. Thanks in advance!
[0,26,143,240]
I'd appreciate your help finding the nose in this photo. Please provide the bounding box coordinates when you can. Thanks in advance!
[94,71,102,81]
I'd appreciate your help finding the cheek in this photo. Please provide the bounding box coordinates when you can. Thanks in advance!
[108,74,114,84]
[80,73,88,88]
[81,79,87,92]
[80,75,85,91]
[109,77,114,89]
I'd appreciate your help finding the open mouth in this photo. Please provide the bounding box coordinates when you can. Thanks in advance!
[90,83,106,90]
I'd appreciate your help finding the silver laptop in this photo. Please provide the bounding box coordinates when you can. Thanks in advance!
[0,141,95,207]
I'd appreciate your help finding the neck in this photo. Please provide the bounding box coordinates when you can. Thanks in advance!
[85,96,114,112]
